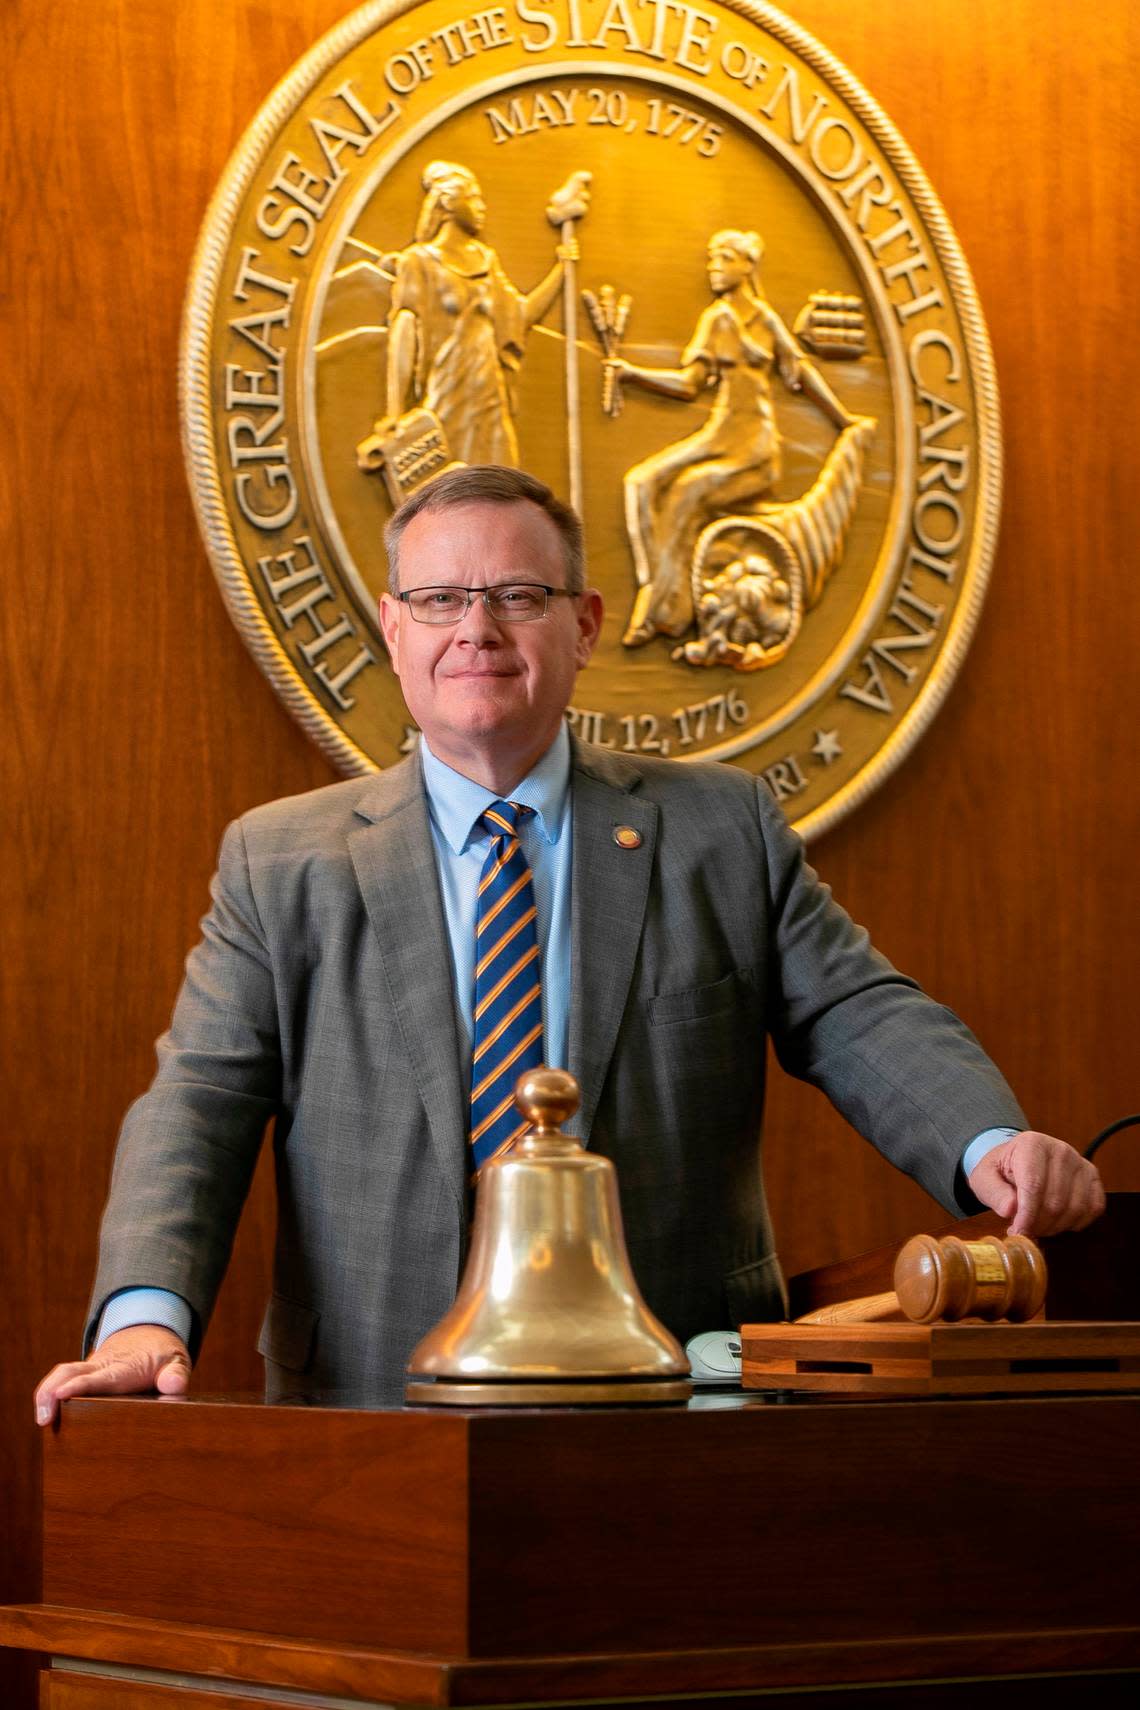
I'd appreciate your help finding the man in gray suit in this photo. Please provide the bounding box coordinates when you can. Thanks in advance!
[37,468,1103,1420]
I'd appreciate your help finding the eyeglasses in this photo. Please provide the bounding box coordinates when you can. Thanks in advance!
[396,583,577,625]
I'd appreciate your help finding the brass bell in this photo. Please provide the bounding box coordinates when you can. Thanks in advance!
[406,1068,693,1405]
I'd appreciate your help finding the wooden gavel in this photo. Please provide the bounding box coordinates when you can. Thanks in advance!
[797,1233,1047,1326]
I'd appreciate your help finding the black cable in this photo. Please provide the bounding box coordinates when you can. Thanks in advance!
[1084,1115,1140,1160]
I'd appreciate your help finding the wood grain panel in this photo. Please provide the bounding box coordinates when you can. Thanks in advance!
[40,1672,279,1710]
[465,1397,1140,1656]
[41,1402,470,1653]
[2,5,1138,1707]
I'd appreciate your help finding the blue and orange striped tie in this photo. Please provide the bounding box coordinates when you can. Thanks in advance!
[469,800,545,1176]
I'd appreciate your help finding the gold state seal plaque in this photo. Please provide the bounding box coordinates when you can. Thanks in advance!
[182,0,1000,838]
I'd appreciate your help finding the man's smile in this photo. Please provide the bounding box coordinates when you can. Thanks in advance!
[443,665,521,679]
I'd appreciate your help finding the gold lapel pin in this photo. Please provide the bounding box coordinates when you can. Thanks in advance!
[613,826,642,850]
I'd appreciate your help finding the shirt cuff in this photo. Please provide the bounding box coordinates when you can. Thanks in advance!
[961,1126,1022,1181]
[95,1287,193,1351]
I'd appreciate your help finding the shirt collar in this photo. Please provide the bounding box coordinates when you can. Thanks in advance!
[420,723,571,854]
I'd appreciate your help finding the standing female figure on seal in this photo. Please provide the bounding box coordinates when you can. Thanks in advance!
[383,161,581,467]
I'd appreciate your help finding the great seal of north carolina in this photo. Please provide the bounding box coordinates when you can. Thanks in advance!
[181,0,1000,839]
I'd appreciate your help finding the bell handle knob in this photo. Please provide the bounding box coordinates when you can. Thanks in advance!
[514,1067,581,1140]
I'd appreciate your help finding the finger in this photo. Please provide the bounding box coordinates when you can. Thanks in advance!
[155,1354,191,1396]
[1066,1197,1100,1233]
[1060,1163,1107,1232]
[1019,1159,1069,1236]
[1052,1151,1098,1233]
[1008,1192,1045,1236]
[1046,1150,1107,1234]
[47,1359,149,1405]
[1040,1162,1087,1233]
[965,1153,1017,1220]
[1085,1169,1108,1223]
[35,1362,96,1426]
[982,1176,1018,1221]
[1006,1140,1048,1235]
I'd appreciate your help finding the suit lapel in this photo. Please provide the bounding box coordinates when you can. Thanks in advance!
[347,755,466,1207]
[568,743,658,1145]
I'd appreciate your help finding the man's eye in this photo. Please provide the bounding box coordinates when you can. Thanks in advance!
[426,591,462,606]
[499,587,541,607]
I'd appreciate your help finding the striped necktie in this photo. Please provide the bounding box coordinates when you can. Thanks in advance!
[469,800,545,1176]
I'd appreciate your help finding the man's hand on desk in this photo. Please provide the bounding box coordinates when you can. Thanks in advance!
[34,1325,190,1426]
[967,1131,1105,1236]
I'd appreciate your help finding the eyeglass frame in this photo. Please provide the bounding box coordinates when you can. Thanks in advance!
[395,582,580,625]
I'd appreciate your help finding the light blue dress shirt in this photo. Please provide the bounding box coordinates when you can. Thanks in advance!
[95,733,1016,1352]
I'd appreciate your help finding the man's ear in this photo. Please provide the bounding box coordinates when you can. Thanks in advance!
[379,593,401,671]
[575,588,604,667]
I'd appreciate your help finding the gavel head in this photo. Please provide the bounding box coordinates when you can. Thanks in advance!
[893,1233,1047,1323]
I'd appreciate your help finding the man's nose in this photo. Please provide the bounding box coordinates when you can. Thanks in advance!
[454,591,503,643]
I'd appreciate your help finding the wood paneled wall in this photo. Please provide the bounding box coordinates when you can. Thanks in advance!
[2,3,1137,1702]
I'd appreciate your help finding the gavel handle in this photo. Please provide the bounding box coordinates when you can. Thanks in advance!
[795,1291,907,1326]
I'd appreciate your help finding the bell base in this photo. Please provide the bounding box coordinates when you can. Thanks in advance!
[406,1376,693,1407]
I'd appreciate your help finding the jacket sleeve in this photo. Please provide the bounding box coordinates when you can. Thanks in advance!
[756,780,1027,1214]
[85,817,281,1357]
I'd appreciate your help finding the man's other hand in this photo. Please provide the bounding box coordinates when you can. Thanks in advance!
[967,1131,1106,1236]
[35,1325,191,1426]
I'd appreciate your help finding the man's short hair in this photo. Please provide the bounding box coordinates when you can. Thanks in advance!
[385,466,585,594]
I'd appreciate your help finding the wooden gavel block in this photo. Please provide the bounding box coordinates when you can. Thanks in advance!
[746,1231,1140,1394]
[796,1233,1047,1326]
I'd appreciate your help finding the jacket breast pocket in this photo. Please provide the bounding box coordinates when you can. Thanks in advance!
[648,969,749,1027]
[256,1292,320,1373]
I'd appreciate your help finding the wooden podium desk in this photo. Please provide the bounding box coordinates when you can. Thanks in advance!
[1,1385,1138,1709]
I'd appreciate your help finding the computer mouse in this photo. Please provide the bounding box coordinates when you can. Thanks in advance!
[685,1329,742,1382]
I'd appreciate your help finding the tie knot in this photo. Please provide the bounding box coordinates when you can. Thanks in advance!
[482,800,530,839]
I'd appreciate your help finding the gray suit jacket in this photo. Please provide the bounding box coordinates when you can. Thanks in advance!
[89,740,1026,1392]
